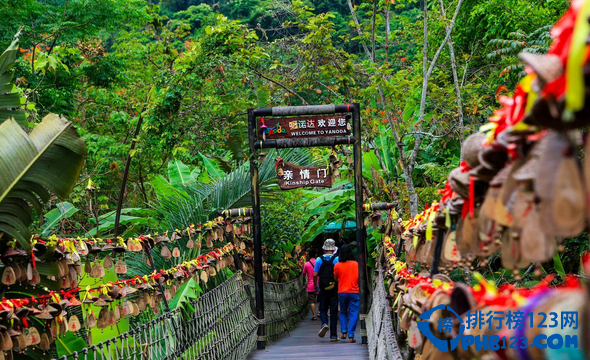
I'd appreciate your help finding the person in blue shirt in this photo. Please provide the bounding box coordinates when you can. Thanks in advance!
[313,239,340,341]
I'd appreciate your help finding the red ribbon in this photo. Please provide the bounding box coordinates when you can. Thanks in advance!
[459,160,471,173]
[439,181,454,203]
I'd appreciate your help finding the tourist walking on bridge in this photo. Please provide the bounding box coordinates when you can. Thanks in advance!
[314,239,339,341]
[303,249,318,320]
[334,244,359,343]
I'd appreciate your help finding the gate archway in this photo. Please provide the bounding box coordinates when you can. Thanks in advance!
[247,104,369,348]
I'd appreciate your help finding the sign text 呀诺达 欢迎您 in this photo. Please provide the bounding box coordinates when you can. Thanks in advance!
[257,114,351,140]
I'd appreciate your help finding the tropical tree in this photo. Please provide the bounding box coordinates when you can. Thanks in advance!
[153,148,315,231]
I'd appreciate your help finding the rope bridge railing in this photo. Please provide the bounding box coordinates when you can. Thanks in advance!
[366,268,403,360]
[244,273,309,343]
[54,272,308,360]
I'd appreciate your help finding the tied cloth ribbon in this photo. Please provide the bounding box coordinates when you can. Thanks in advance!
[260,118,268,140]
[438,181,454,204]
[461,179,476,220]
[458,161,476,220]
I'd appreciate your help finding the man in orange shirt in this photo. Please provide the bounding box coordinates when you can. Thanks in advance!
[333,244,359,343]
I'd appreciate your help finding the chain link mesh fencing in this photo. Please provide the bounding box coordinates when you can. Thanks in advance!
[366,268,403,360]
[54,272,308,360]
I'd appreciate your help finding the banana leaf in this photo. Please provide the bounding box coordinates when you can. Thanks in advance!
[0,31,26,125]
[168,159,195,187]
[198,152,226,181]
[40,201,79,236]
[168,278,202,311]
[0,114,86,250]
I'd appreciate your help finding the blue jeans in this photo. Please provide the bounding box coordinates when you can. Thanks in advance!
[339,292,360,338]
[319,289,339,337]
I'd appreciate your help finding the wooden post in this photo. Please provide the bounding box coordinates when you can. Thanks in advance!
[396,235,404,257]
[352,103,369,345]
[248,108,266,350]
[430,228,446,277]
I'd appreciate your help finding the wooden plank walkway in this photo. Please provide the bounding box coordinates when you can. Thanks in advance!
[247,314,369,360]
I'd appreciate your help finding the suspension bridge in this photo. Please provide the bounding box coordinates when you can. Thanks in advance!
[54,269,401,360]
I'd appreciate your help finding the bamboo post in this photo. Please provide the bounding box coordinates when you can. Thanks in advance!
[363,202,396,212]
[220,208,253,217]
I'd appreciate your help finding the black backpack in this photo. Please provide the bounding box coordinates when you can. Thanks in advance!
[318,254,337,291]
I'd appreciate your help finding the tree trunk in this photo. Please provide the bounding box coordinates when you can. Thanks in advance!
[385,6,390,63]
[439,0,465,144]
[407,0,465,213]
[347,0,372,60]
[347,0,466,216]
[371,0,377,61]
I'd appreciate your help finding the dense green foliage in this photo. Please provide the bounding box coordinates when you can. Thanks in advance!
[2,0,569,244]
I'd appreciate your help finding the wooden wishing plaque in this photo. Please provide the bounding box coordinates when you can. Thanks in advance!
[257,114,351,140]
[277,161,333,190]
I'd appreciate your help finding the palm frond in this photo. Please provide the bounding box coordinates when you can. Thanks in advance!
[528,25,552,39]
[153,148,315,230]
[508,30,527,39]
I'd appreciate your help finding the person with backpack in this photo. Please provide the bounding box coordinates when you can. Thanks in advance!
[313,239,339,341]
[333,244,359,343]
[303,249,318,320]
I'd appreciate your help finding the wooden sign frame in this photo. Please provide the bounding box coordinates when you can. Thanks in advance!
[257,114,351,140]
